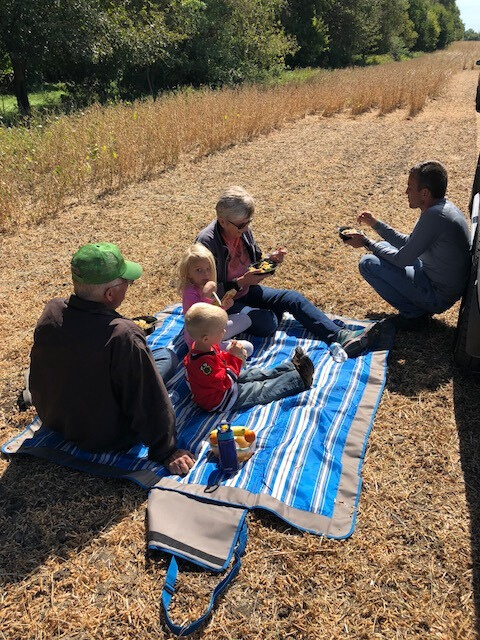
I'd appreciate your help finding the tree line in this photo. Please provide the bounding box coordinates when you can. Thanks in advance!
[0,0,465,118]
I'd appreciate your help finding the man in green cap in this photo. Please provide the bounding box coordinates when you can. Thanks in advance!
[29,242,195,475]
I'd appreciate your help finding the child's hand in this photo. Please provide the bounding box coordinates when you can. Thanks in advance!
[221,297,234,311]
[269,247,287,264]
[203,281,217,297]
[228,341,245,360]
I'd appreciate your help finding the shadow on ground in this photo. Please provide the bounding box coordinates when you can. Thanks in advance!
[376,311,480,633]
[453,369,480,636]
[369,313,456,395]
[0,454,146,585]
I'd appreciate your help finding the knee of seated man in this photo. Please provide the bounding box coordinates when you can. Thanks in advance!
[359,253,381,277]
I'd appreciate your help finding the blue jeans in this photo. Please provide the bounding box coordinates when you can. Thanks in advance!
[229,285,343,341]
[231,361,306,411]
[151,347,178,383]
[359,247,450,318]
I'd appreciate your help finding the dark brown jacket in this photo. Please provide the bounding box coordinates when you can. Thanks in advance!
[30,295,176,462]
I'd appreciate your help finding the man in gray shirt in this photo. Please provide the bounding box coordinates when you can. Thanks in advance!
[343,161,471,330]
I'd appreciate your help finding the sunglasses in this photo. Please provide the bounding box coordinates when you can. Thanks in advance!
[228,218,253,230]
[109,278,135,288]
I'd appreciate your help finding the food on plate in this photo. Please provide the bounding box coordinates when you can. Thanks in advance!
[248,258,277,274]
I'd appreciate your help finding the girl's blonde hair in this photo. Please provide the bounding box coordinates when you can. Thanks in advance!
[177,244,217,295]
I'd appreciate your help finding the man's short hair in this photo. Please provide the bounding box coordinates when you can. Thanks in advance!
[184,303,227,342]
[410,161,448,199]
[73,278,123,302]
[215,186,255,222]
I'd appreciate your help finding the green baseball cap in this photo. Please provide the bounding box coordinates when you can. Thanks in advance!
[71,243,143,285]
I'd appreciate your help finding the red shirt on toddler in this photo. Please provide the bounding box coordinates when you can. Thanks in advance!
[184,344,243,412]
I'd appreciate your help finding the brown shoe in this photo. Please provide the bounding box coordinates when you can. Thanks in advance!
[292,348,314,389]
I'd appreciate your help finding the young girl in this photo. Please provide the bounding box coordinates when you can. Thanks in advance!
[177,244,253,356]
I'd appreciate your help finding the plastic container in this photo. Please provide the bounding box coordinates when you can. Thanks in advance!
[329,342,348,363]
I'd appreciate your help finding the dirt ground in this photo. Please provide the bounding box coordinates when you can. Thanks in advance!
[1,67,480,639]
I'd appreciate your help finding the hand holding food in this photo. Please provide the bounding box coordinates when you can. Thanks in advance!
[221,288,237,309]
[228,341,246,360]
[203,280,217,297]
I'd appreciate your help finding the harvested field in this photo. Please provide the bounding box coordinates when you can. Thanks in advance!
[1,59,480,639]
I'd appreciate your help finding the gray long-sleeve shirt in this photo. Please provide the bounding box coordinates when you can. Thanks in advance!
[369,199,470,304]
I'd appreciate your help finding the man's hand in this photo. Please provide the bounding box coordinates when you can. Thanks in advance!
[343,231,367,248]
[269,247,287,263]
[164,449,195,475]
[357,211,378,227]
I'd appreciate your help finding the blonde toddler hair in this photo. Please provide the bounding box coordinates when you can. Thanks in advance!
[177,243,217,295]
[215,186,255,222]
[184,303,227,342]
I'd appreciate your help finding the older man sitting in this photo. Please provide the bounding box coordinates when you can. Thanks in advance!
[29,242,194,475]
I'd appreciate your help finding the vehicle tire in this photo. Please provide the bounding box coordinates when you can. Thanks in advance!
[454,154,480,371]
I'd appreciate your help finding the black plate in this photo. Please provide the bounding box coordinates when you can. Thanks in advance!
[248,258,277,275]
[132,315,157,335]
[338,225,359,241]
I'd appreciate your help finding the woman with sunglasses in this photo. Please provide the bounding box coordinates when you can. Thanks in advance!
[195,186,381,358]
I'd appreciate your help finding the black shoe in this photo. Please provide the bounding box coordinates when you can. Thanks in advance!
[292,349,314,388]
[292,346,305,368]
[388,313,431,331]
[336,322,382,358]
[16,389,31,412]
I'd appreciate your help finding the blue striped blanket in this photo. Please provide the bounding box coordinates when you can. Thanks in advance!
[2,305,394,539]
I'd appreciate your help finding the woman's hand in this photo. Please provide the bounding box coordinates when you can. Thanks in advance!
[237,270,268,288]
[269,247,287,263]
[357,211,378,228]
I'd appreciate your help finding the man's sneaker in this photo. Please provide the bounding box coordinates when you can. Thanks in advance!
[336,323,382,358]
[292,347,315,388]
[388,313,431,331]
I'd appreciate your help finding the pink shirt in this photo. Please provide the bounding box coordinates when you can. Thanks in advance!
[182,285,212,348]
[224,236,251,299]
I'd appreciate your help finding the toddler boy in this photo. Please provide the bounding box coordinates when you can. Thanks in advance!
[183,303,314,412]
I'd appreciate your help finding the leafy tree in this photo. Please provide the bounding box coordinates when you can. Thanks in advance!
[0,0,105,116]
[325,0,381,67]
[281,0,332,67]
[167,0,296,86]
[464,29,480,41]
[377,0,417,56]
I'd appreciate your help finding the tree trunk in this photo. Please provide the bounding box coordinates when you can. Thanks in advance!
[10,55,31,120]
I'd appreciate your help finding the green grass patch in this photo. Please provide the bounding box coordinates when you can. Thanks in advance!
[0,85,67,124]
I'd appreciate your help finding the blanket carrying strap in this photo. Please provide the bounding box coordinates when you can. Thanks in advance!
[147,487,249,636]
[161,519,248,636]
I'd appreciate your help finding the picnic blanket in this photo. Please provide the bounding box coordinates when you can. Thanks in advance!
[2,304,394,635]
[2,304,394,537]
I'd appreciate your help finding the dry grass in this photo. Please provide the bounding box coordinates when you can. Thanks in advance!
[2,43,480,233]
[1,41,480,640]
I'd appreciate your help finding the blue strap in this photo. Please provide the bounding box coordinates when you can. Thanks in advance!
[161,518,248,636]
